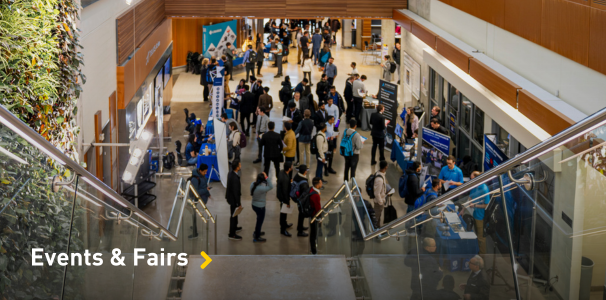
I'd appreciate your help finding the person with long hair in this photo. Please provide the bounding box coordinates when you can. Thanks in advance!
[301,53,313,86]
[319,44,332,70]
[405,107,419,139]
[235,79,246,95]
[256,33,265,76]
[200,58,210,102]
[250,172,273,242]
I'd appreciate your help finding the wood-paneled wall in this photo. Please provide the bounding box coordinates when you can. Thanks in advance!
[165,0,407,18]
[116,0,165,65]
[438,0,606,76]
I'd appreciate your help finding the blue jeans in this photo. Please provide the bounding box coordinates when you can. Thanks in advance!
[187,157,198,165]
[252,205,266,239]
[316,155,325,179]
[313,48,320,64]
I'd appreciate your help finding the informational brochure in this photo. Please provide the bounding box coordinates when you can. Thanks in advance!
[280,204,295,214]
[232,206,244,217]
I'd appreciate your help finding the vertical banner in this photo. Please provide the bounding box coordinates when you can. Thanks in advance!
[213,120,229,187]
[211,66,225,118]
[421,127,451,175]
[449,112,456,135]
[202,20,238,58]
[484,134,508,171]
[378,80,398,150]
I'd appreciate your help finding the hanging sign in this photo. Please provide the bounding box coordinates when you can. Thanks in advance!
[484,134,508,171]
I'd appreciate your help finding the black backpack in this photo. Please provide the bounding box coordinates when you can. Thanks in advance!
[310,133,319,155]
[248,50,257,63]
[163,152,176,170]
[297,186,317,218]
[365,172,383,199]
[389,62,397,73]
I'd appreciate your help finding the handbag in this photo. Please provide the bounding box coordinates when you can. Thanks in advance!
[383,196,398,225]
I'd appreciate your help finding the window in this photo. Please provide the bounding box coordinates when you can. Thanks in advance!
[471,144,483,170]
[460,95,472,133]
[442,79,450,107]
[473,106,484,146]
[430,69,437,100]
[449,86,459,112]
[457,133,471,162]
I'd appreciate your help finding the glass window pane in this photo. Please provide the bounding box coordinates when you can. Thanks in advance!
[460,95,472,132]
[434,75,440,102]
[457,132,471,161]
[473,106,484,146]
[430,70,436,100]
[449,86,459,112]
[471,144,483,170]
[448,106,457,141]
[442,79,449,107]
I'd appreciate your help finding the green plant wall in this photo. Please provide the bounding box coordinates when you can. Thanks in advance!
[0,0,85,157]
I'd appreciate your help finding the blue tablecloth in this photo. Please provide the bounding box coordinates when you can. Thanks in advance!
[205,119,214,135]
[233,57,244,67]
[391,142,414,171]
[433,204,479,271]
[196,143,220,181]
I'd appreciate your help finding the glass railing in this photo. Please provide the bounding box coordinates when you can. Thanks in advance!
[313,107,606,300]
[0,105,213,299]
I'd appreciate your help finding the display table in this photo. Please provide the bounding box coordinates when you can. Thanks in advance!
[360,96,378,131]
[197,143,220,181]
[205,118,214,135]
[233,57,244,67]
[391,142,414,171]
[433,203,479,272]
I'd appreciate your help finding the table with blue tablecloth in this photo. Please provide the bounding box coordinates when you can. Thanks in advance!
[432,203,479,272]
[196,143,220,181]
[233,57,244,67]
[205,119,214,135]
[391,142,415,171]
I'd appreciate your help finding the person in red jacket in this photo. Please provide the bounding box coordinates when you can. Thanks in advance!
[309,177,323,254]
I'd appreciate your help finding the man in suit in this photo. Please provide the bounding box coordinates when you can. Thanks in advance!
[226,161,243,240]
[315,74,330,105]
[313,102,328,130]
[460,255,490,300]
[260,121,283,176]
[258,87,274,117]
[239,85,255,135]
[405,237,443,300]
[344,76,354,120]
[277,161,294,237]
[251,79,263,126]
[224,42,235,81]
[370,104,386,165]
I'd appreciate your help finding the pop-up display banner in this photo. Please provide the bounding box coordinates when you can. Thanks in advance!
[378,80,398,150]
[203,20,238,59]
[484,134,508,171]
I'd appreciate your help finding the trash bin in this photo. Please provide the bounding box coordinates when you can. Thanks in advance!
[579,256,594,300]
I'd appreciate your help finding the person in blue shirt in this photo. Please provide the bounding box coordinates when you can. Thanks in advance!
[311,28,323,65]
[191,163,211,204]
[185,133,198,165]
[438,155,464,191]
[468,171,490,255]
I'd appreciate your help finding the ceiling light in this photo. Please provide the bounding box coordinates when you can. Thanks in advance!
[132,148,142,158]
[140,131,152,141]
[123,171,133,182]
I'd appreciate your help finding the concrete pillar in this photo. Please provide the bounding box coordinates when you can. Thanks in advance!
[342,19,353,48]
[381,19,395,61]
[355,19,362,50]
[256,19,264,39]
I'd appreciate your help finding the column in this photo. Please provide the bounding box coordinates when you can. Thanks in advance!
[380,19,395,61]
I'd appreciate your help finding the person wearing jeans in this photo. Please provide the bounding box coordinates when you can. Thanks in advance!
[295,109,314,168]
[315,123,328,183]
[184,134,198,165]
[250,172,273,242]
[342,119,363,181]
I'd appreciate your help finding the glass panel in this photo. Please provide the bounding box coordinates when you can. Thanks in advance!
[435,75,441,103]
[471,145,483,172]
[430,69,437,100]
[458,132,471,162]
[460,95,472,133]
[473,106,484,146]
[494,121,511,158]
[0,123,73,299]
[450,85,459,112]
[316,183,352,256]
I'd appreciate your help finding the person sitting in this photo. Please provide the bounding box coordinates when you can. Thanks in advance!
[191,163,211,204]
[426,117,449,135]
[459,255,490,300]
[184,134,198,166]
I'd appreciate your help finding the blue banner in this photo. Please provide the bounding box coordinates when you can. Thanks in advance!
[484,135,508,171]
[422,127,450,155]
[202,20,238,59]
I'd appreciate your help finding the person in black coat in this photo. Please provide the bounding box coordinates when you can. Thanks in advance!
[404,161,425,212]
[460,256,490,300]
[344,76,354,120]
[315,74,330,105]
[226,161,243,240]
[293,165,310,236]
[280,77,293,115]
[404,237,443,300]
[277,161,294,236]
[286,102,303,164]
[260,122,283,176]
[313,102,328,130]
[426,117,449,136]
[251,79,264,125]
[239,85,255,135]
[369,104,387,165]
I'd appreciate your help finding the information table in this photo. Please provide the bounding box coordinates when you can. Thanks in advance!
[433,203,479,272]
[196,143,220,181]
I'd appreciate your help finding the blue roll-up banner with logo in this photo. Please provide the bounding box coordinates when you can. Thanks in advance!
[422,127,450,155]
[202,20,238,59]
[484,134,508,171]
[211,66,225,118]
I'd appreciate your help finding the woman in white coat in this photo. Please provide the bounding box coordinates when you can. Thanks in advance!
[381,55,394,82]
[301,53,313,86]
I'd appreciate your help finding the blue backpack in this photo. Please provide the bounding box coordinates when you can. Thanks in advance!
[340,131,357,157]
[398,172,417,198]
[414,190,438,221]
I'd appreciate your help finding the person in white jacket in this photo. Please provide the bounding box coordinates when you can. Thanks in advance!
[373,161,389,226]
[315,123,329,184]
[301,54,314,86]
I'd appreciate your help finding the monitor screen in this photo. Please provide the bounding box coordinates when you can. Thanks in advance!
[395,123,403,138]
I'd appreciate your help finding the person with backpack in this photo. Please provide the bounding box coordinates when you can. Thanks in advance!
[295,109,314,168]
[253,106,269,164]
[308,177,323,255]
[250,172,273,243]
[381,55,395,82]
[292,165,311,237]
[341,118,364,181]
[277,161,294,237]
[403,161,426,213]
[314,123,329,184]
[370,104,387,166]
[242,44,256,82]
[191,163,211,204]
[414,178,441,223]
[283,122,297,163]
[371,161,389,225]
[228,122,241,163]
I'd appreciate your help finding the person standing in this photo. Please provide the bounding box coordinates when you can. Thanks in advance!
[295,109,314,168]
[301,54,313,86]
[393,43,401,84]
[328,86,345,119]
[226,161,243,240]
[315,123,329,184]
[280,78,293,115]
[243,44,256,82]
[250,172,273,242]
[239,85,255,136]
[316,74,330,105]
[404,161,426,213]
[370,104,386,165]
[324,116,338,176]
[277,162,294,237]
[313,102,328,131]
[309,177,323,254]
[405,107,419,140]
[460,255,490,300]
[319,45,331,69]
[324,57,337,87]
[431,105,442,124]
[293,165,310,237]
[372,161,388,225]
[426,117,449,135]
[224,42,235,81]
[191,163,211,204]
[283,122,297,163]
[227,122,241,163]
[381,55,394,82]
[258,87,274,117]
[341,119,363,181]
[260,122,283,176]
[255,33,265,76]
[300,31,310,64]
[344,76,355,120]
[199,58,210,102]
[311,28,323,65]
[469,171,490,255]
[274,37,284,78]
[253,106,269,164]
[352,75,367,125]
[330,19,341,43]
[405,237,443,300]
[294,79,308,95]
[438,155,464,191]
[252,79,264,127]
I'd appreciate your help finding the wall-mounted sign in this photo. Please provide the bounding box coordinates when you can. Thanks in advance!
[403,51,421,100]
[484,134,508,171]
[378,80,398,150]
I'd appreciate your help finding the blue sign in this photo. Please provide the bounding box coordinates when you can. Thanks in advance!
[484,135,508,171]
[449,112,456,136]
[202,20,238,59]
[422,127,450,155]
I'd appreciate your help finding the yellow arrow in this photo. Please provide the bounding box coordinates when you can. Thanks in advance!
[200,251,212,269]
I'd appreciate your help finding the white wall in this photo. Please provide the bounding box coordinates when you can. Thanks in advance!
[78,0,142,156]
[429,0,606,117]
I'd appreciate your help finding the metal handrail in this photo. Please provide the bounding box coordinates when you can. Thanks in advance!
[0,105,178,241]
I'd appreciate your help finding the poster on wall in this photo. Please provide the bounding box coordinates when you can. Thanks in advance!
[422,127,451,175]
[378,80,398,151]
[210,66,225,118]
[484,134,508,171]
[403,51,421,100]
[203,20,238,59]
